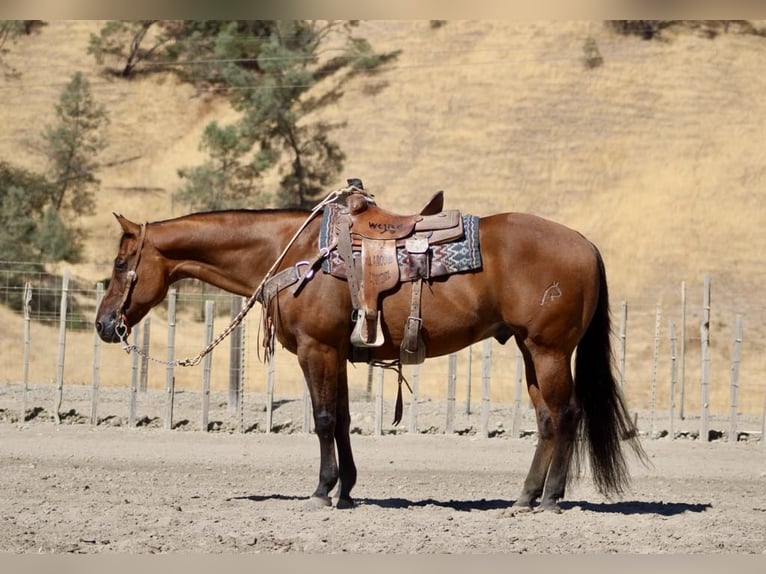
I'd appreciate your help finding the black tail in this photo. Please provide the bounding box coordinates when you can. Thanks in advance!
[574,247,648,496]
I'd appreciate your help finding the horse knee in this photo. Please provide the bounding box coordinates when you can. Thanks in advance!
[559,403,582,432]
[314,409,335,438]
[536,409,555,439]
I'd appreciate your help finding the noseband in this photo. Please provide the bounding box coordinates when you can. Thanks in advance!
[115,223,147,342]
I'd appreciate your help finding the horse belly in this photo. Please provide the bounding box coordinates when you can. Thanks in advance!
[373,275,501,360]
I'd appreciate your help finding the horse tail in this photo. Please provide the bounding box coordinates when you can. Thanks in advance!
[573,245,648,496]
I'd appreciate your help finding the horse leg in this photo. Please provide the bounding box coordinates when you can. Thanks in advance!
[332,361,357,509]
[538,387,580,512]
[298,342,342,510]
[531,348,579,512]
[512,343,578,513]
[512,389,554,510]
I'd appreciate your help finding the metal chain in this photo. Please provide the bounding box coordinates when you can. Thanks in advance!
[119,187,353,367]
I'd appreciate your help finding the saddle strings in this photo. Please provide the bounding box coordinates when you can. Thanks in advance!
[119,186,358,367]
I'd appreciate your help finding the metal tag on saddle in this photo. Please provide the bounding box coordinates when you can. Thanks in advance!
[405,236,429,254]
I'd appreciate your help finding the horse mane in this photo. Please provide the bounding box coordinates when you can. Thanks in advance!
[148,207,311,226]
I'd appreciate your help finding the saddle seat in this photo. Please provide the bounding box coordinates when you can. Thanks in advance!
[343,190,462,244]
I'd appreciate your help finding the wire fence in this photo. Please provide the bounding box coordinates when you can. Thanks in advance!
[0,263,764,443]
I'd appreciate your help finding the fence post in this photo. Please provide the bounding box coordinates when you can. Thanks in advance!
[679,281,687,420]
[480,339,492,438]
[22,281,32,424]
[90,282,104,426]
[512,345,523,437]
[128,322,141,428]
[761,386,766,448]
[446,353,457,434]
[728,314,743,443]
[139,317,151,392]
[53,269,70,424]
[238,309,246,434]
[465,345,472,415]
[669,320,677,440]
[164,288,177,430]
[408,364,420,434]
[228,295,243,414]
[650,302,662,439]
[201,300,215,432]
[700,274,711,442]
[374,367,384,436]
[266,352,275,433]
[618,300,628,390]
[366,363,373,401]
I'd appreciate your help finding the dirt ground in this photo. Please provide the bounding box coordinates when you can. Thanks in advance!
[0,383,765,555]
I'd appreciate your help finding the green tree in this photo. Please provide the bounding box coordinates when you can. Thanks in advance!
[89,20,395,210]
[178,20,396,209]
[175,122,258,211]
[0,163,84,263]
[88,20,274,84]
[0,20,45,77]
[42,71,109,217]
[87,20,161,77]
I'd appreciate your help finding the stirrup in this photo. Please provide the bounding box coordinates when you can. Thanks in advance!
[350,310,385,347]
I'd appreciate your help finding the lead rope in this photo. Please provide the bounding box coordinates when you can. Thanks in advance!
[118,188,351,367]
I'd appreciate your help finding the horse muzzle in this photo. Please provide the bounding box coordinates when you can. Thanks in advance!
[95,311,131,343]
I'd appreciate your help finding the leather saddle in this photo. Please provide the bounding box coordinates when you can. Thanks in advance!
[333,185,464,364]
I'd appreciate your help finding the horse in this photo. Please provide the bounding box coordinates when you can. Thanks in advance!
[95,189,646,512]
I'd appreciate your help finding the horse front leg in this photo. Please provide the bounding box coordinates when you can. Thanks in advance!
[332,360,357,508]
[298,341,345,510]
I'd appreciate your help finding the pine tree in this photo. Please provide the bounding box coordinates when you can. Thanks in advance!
[177,20,396,209]
[42,71,109,217]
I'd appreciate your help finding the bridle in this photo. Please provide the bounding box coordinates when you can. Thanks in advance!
[114,222,147,342]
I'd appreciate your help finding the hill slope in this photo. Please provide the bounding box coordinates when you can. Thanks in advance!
[2,21,765,410]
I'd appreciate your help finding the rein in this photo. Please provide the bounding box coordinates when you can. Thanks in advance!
[117,188,350,367]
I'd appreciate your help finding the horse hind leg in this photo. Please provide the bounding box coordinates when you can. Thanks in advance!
[512,342,580,513]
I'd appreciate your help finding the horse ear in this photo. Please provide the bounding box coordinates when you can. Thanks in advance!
[114,213,141,236]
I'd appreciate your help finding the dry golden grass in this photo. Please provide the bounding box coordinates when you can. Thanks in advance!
[2,21,765,415]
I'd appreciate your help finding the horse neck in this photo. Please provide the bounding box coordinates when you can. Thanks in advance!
[151,210,314,296]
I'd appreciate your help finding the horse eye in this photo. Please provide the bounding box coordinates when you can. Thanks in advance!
[115,259,127,272]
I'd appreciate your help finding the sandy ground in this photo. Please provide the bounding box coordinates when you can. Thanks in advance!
[0,383,765,555]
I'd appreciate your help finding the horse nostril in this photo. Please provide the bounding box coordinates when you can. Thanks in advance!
[95,320,103,334]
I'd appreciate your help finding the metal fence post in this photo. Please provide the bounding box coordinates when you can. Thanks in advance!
[480,339,492,438]
[53,269,70,424]
[700,275,711,441]
[164,288,177,430]
[21,282,32,424]
[728,314,743,443]
[201,300,215,432]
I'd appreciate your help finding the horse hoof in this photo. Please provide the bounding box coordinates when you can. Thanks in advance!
[501,503,533,517]
[534,503,562,514]
[304,496,332,511]
[335,497,355,510]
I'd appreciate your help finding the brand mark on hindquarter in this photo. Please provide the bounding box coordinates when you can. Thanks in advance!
[540,281,562,306]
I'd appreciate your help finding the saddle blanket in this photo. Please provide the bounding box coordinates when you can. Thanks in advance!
[319,205,482,279]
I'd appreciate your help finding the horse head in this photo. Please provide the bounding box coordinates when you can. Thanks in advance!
[95,214,169,343]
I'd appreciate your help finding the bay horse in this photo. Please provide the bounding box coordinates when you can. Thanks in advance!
[95,189,646,512]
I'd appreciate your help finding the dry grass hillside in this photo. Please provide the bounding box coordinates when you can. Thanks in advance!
[2,21,765,414]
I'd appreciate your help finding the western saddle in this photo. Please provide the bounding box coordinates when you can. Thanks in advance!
[330,180,465,365]
[257,179,467,368]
